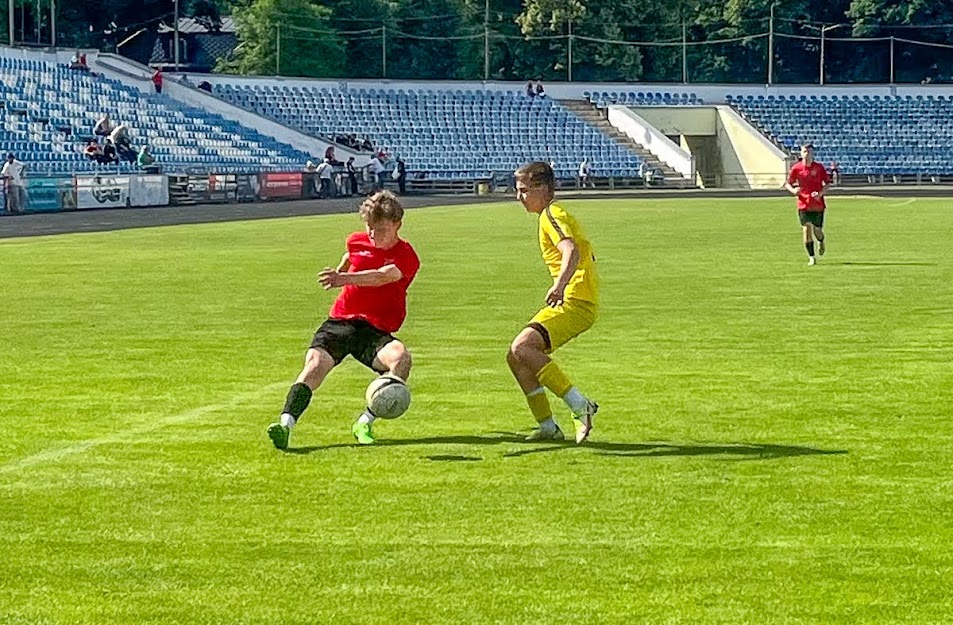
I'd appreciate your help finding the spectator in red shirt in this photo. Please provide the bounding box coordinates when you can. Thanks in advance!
[267,190,421,449]
[152,69,163,94]
[784,143,830,265]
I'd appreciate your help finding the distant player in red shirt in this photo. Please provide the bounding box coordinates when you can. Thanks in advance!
[784,143,830,266]
[268,191,420,448]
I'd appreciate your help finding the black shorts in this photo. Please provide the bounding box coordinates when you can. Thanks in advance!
[309,318,396,372]
[798,210,825,228]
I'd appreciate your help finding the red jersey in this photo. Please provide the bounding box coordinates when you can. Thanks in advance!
[329,232,420,333]
[788,160,829,211]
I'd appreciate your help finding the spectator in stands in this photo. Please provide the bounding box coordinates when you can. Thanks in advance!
[346,157,358,196]
[526,81,536,98]
[395,157,407,195]
[198,81,212,93]
[361,137,374,152]
[69,50,89,71]
[366,153,385,193]
[578,158,594,188]
[324,145,343,167]
[830,160,841,186]
[101,138,118,164]
[535,80,545,98]
[137,146,159,173]
[152,69,163,94]
[84,140,106,164]
[1,153,26,214]
[93,113,114,138]
[316,158,333,198]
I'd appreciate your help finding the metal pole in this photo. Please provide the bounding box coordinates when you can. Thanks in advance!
[382,25,386,78]
[682,21,687,83]
[483,0,489,80]
[173,0,180,70]
[767,3,775,85]
[275,23,280,75]
[35,0,39,44]
[567,16,572,82]
[889,36,894,84]
[50,0,55,47]
[819,25,825,85]
[8,0,14,45]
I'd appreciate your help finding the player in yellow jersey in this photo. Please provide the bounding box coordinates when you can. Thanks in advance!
[507,161,599,443]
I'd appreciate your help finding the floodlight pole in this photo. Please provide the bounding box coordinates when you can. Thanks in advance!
[382,25,387,78]
[767,3,775,85]
[889,36,895,84]
[682,21,687,83]
[51,0,55,47]
[567,15,573,82]
[819,24,826,85]
[174,0,180,71]
[483,0,489,80]
[8,0,14,45]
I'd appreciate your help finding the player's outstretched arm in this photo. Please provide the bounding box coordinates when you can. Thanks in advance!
[318,264,402,290]
[783,181,799,196]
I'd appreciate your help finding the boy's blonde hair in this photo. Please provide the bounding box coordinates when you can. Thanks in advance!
[359,190,404,223]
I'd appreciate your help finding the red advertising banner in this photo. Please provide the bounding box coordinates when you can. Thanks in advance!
[259,172,302,199]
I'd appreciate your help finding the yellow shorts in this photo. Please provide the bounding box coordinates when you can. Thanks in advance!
[528,299,597,353]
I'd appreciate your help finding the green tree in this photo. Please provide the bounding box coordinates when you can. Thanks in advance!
[218,0,345,77]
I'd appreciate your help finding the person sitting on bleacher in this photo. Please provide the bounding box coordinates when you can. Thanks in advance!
[535,80,546,98]
[137,146,159,173]
[84,140,108,164]
[324,145,343,167]
[109,124,137,162]
[526,81,536,98]
[101,139,118,164]
[69,50,89,71]
[93,113,114,138]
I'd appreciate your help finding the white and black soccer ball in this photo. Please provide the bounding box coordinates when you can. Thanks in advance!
[365,374,411,419]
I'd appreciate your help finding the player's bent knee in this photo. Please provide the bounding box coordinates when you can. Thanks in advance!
[305,349,334,374]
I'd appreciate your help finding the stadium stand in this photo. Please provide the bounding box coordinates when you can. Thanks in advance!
[212,84,650,181]
[584,91,705,108]
[0,55,309,174]
[727,94,953,176]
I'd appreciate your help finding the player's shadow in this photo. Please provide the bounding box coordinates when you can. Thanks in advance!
[836,261,935,267]
[502,440,847,460]
[284,432,845,461]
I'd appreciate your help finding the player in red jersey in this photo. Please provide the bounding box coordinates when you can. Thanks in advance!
[784,143,830,266]
[268,190,421,448]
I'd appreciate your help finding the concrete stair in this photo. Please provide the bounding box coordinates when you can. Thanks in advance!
[559,99,687,184]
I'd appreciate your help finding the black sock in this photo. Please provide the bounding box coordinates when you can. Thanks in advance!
[805,242,815,257]
[282,383,313,419]
[815,233,825,243]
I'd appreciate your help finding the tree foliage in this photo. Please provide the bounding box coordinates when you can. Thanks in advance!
[23,0,953,82]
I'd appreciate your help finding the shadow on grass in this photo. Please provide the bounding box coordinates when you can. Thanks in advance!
[284,432,845,461]
[836,261,935,267]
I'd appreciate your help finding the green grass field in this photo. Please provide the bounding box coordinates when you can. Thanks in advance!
[2,196,952,624]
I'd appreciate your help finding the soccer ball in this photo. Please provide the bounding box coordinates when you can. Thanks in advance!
[365,374,411,419]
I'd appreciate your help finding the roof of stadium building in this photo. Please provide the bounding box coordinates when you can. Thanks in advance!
[157,17,236,35]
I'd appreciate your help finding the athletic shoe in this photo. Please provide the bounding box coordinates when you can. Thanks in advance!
[572,400,599,444]
[352,421,375,445]
[525,426,565,442]
[808,257,817,266]
[267,423,290,450]
[818,239,826,256]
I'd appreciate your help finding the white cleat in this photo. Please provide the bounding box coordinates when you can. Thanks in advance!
[572,400,599,444]
[808,257,817,266]
[525,426,565,442]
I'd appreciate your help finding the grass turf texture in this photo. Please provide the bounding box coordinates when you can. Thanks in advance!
[1,197,952,624]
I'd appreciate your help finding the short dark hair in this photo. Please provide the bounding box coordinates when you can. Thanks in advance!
[360,190,404,223]
[801,143,814,150]
[514,161,555,192]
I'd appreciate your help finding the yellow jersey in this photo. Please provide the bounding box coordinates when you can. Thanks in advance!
[538,202,598,305]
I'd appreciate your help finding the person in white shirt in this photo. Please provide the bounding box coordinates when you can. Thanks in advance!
[1,153,26,214]
[366,153,385,193]
[93,113,114,138]
[315,158,334,198]
[578,158,594,188]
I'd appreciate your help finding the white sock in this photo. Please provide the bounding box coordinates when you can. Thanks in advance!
[280,413,296,429]
[538,417,557,432]
[562,387,589,415]
[358,410,376,426]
